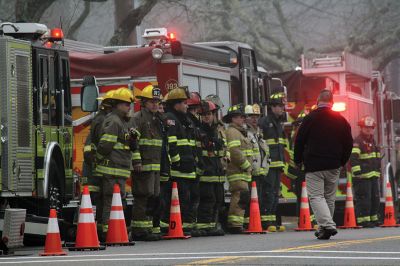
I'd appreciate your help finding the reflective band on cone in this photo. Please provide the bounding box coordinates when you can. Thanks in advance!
[295,182,315,231]
[106,184,134,246]
[69,186,105,251]
[163,182,191,239]
[245,181,267,234]
[40,209,67,256]
[338,181,361,229]
[381,182,400,227]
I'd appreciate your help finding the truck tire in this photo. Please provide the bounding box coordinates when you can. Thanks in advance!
[47,158,65,215]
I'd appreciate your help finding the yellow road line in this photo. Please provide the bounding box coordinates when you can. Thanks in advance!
[273,235,400,252]
[183,235,400,265]
[183,256,240,265]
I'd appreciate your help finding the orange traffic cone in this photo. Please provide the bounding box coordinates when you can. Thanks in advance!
[381,182,400,227]
[163,182,190,239]
[245,181,266,234]
[295,182,315,231]
[40,209,67,256]
[338,181,361,229]
[69,186,105,251]
[105,184,134,246]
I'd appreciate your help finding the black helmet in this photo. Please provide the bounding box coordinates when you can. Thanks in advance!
[222,104,245,123]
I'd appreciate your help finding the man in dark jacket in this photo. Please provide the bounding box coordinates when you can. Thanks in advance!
[294,89,353,240]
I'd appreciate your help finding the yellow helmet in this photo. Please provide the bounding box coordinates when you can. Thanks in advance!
[110,87,134,103]
[166,87,189,101]
[244,104,261,115]
[97,90,115,101]
[137,85,161,100]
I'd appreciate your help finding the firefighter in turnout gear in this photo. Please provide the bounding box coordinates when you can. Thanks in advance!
[243,104,270,228]
[165,87,199,235]
[96,87,138,238]
[258,92,287,232]
[350,116,382,228]
[131,85,164,241]
[196,100,227,236]
[205,94,228,172]
[83,89,115,229]
[224,104,252,234]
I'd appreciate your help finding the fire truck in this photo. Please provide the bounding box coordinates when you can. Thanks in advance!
[271,52,400,220]
[0,22,83,243]
[67,28,234,180]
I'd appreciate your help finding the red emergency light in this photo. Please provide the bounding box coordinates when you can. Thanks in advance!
[49,28,64,41]
[168,32,176,41]
[332,102,346,112]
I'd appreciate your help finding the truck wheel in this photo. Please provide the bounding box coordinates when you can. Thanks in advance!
[47,158,64,214]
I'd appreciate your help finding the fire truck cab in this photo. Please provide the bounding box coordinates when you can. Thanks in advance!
[0,22,76,244]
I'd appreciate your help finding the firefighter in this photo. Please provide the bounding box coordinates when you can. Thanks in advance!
[243,104,270,228]
[83,90,115,232]
[224,104,252,234]
[165,87,198,235]
[205,94,228,172]
[350,116,382,228]
[258,92,287,232]
[130,85,164,241]
[96,87,138,238]
[154,94,171,234]
[196,100,227,236]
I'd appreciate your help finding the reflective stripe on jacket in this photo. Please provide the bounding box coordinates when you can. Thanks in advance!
[226,123,252,182]
[350,134,381,179]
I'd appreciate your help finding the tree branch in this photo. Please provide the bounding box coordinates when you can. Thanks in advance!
[109,0,158,45]
[67,0,90,40]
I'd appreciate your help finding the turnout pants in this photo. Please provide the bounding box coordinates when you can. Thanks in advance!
[353,178,380,224]
[174,178,199,231]
[197,182,225,230]
[264,168,282,226]
[153,180,171,233]
[101,175,126,233]
[306,168,340,230]
[82,161,102,223]
[132,171,160,235]
[228,180,250,229]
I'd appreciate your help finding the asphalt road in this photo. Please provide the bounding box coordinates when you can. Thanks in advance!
[2,225,400,265]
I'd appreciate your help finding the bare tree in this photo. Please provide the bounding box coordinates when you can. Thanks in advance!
[109,0,158,45]
[15,0,57,22]
[66,0,91,40]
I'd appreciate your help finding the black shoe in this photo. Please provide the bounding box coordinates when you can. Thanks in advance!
[227,227,243,234]
[191,229,206,237]
[361,222,375,228]
[316,228,337,240]
[132,233,161,241]
[206,228,225,236]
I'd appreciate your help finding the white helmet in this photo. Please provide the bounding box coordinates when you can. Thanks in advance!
[244,104,261,115]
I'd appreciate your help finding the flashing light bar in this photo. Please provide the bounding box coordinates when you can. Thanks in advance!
[332,102,346,112]
[50,28,64,41]
[168,32,176,40]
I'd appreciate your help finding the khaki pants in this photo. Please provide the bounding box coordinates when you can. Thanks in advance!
[306,168,340,230]
[228,180,249,228]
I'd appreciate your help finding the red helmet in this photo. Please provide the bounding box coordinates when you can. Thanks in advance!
[200,100,217,114]
[358,116,376,128]
[187,92,201,106]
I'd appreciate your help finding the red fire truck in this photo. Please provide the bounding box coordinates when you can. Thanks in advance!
[271,52,400,220]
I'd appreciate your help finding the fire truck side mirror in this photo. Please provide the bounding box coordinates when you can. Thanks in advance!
[81,76,99,112]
